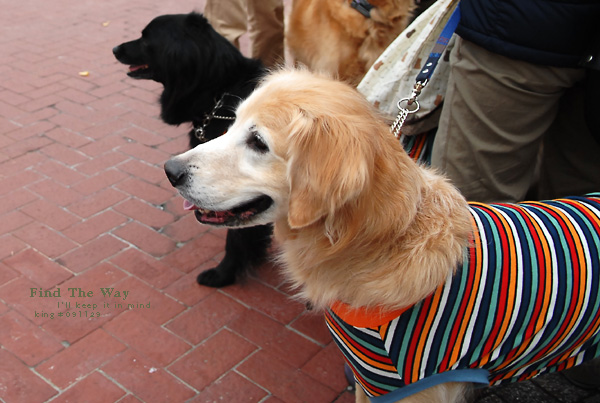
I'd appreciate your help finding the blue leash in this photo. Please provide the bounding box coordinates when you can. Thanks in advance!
[391,3,461,137]
[415,4,461,84]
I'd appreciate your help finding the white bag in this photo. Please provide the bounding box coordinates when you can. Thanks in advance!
[357,0,459,136]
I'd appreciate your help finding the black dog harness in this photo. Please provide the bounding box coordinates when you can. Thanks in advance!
[193,93,239,143]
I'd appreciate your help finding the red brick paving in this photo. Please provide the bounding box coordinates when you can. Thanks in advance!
[0,0,349,402]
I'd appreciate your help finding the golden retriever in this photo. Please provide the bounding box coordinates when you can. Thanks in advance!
[164,70,600,403]
[286,0,414,85]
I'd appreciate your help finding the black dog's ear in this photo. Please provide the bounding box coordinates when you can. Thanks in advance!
[183,12,211,30]
[182,12,241,64]
[158,15,207,90]
[158,12,251,124]
[161,12,237,89]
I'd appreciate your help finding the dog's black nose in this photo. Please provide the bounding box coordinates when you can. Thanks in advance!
[112,45,121,56]
[164,158,188,187]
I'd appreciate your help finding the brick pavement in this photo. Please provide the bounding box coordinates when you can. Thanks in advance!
[0,0,352,402]
[0,0,598,402]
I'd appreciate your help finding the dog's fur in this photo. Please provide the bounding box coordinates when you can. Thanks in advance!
[113,12,272,287]
[165,69,472,310]
[165,69,473,401]
[164,70,600,402]
[286,0,415,85]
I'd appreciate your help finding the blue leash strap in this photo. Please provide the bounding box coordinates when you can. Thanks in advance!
[415,4,461,85]
[391,3,461,138]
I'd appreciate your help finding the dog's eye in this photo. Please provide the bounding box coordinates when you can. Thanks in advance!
[247,131,269,153]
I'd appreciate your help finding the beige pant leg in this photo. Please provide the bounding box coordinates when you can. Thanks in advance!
[247,0,284,68]
[204,0,248,48]
[431,37,586,203]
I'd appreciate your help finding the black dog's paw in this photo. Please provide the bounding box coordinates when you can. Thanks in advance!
[197,226,272,288]
[197,267,236,288]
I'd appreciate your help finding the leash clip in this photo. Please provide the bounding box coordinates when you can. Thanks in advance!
[391,80,426,138]
[407,80,428,106]
[391,98,420,138]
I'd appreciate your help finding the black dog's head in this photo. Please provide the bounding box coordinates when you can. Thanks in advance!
[112,30,155,80]
[113,13,236,85]
[113,12,265,132]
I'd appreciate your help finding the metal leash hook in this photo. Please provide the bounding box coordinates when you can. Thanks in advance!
[390,80,427,138]
[388,0,460,157]
[391,98,419,138]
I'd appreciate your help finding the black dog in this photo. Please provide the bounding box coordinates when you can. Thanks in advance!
[113,12,272,287]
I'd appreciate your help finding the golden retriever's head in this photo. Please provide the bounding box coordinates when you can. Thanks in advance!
[165,69,393,231]
[166,70,472,310]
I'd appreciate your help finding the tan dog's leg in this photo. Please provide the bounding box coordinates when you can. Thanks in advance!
[355,386,370,403]
[355,382,470,403]
[402,383,470,403]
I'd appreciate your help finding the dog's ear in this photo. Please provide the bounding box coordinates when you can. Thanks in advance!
[157,16,205,91]
[287,110,371,229]
[161,14,224,84]
[166,13,244,85]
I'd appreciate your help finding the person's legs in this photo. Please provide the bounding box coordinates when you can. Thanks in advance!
[246,0,284,68]
[536,82,600,199]
[204,0,248,48]
[432,37,584,203]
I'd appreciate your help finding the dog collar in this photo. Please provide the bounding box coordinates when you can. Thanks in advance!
[350,0,374,18]
[330,301,411,328]
[193,93,239,143]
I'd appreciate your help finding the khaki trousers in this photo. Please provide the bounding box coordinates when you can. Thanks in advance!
[431,37,600,203]
[204,0,284,68]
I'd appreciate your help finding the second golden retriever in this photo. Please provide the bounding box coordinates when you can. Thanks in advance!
[165,70,600,403]
[286,0,414,85]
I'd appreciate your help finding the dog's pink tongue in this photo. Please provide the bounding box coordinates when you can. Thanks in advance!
[183,200,199,211]
[129,64,148,72]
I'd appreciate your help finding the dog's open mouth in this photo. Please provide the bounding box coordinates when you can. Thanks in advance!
[127,64,152,79]
[183,195,273,226]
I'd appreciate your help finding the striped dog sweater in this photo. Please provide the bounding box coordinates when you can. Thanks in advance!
[326,194,600,402]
